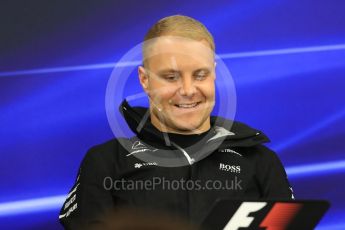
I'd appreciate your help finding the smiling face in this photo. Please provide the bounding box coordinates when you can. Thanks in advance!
[138,36,216,134]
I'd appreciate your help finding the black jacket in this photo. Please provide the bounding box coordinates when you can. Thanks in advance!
[59,100,294,229]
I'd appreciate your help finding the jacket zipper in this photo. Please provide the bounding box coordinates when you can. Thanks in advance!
[171,142,195,165]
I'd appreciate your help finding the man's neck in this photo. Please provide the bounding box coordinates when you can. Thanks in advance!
[150,112,211,135]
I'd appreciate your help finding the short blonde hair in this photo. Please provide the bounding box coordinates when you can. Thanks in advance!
[142,15,215,67]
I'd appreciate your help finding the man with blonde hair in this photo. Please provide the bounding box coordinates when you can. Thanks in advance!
[59,15,294,229]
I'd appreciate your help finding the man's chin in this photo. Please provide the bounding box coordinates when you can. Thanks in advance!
[168,120,206,134]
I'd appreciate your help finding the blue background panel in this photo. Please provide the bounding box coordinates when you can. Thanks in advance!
[0,0,344,229]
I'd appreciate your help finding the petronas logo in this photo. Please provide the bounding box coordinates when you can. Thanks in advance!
[132,141,147,149]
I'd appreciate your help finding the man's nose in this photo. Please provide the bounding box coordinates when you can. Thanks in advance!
[179,77,196,97]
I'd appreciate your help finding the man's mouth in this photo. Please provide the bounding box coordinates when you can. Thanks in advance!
[174,102,201,109]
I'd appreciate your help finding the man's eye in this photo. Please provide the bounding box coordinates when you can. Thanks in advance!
[195,72,208,80]
[164,74,179,81]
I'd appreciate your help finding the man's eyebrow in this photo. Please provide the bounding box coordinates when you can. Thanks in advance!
[157,69,181,75]
[193,68,211,73]
[156,67,211,75]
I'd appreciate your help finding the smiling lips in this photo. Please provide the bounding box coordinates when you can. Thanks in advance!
[174,102,201,109]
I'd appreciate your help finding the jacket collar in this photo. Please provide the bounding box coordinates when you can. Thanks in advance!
[119,99,270,147]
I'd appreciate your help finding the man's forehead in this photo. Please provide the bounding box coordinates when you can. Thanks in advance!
[145,36,214,71]
[149,56,213,73]
[147,36,214,58]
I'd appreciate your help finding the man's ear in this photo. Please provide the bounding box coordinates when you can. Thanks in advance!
[138,66,149,93]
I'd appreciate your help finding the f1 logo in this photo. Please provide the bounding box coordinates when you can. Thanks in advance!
[224,202,267,230]
[223,202,302,230]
